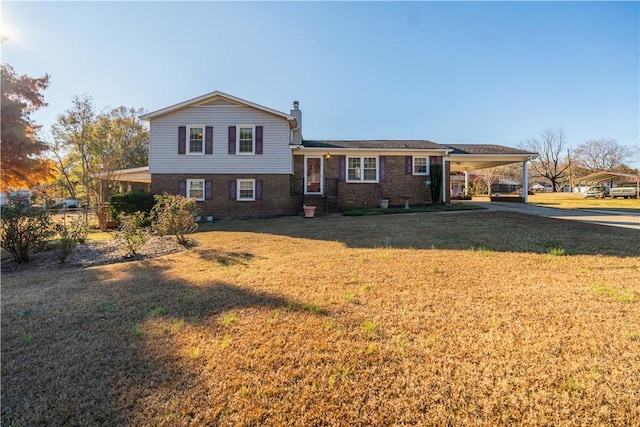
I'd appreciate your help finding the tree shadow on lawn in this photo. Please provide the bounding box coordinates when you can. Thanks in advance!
[1,261,325,426]
[201,211,640,257]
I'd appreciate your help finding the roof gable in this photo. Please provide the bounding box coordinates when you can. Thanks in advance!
[140,91,297,127]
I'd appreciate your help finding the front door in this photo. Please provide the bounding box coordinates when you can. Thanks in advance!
[304,156,323,195]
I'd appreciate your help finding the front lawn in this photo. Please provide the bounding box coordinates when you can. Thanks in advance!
[2,212,639,425]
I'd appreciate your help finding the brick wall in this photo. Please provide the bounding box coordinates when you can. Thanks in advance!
[152,174,301,219]
[294,155,435,208]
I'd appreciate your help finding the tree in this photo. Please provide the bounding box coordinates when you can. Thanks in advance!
[521,127,570,192]
[573,138,636,172]
[49,101,149,206]
[474,167,501,196]
[92,106,149,191]
[0,64,54,191]
[51,95,96,210]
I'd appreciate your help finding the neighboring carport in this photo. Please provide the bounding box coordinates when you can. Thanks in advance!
[446,144,538,202]
[92,166,151,203]
[576,171,640,199]
[577,171,640,184]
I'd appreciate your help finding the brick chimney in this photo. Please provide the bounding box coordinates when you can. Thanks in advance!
[290,100,302,144]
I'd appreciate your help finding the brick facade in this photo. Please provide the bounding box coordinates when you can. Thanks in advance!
[152,173,301,219]
[294,155,442,208]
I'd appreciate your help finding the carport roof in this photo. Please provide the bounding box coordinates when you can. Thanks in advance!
[576,171,640,184]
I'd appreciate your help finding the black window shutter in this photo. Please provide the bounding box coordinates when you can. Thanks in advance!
[178,181,186,197]
[205,180,213,200]
[255,126,263,154]
[256,179,263,200]
[338,155,346,182]
[205,126,213,154]
[228,180,237,200]
[178,126,186,154]
[379,156,387,182]
[228,126,236,154]
[405,156,412,174]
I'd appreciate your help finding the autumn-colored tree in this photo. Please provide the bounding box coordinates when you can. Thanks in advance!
[1,64,54,191]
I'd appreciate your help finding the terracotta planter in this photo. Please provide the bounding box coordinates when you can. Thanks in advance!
[303,205,316,218]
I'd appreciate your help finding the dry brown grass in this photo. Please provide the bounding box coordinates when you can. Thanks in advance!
[2,211,639,426]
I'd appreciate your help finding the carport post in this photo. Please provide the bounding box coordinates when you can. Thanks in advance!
[464,171,469,196]
[522,160,529,203]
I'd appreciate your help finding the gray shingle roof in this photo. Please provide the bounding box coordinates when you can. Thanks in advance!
[302,140,443,149]
[302,140,537,156]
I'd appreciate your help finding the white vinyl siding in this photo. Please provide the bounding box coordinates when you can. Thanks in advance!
[347,156,378,183]
[187,179,205,201]
[187,126,204,155]
[237,179,255,201]
[413,156,429,175]
[237,126,254,155]
[149,100,291,174]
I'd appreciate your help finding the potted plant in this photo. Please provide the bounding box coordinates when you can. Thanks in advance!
[303,205,316,218]
[379,198,390,209]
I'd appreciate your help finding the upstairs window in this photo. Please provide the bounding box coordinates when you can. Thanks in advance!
[187,126,204,154]
[237,126,255,154]
[347,156,378,183]
[413,157,429,175]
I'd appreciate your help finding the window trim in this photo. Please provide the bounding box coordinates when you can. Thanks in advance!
[186,125,205,155]
[346,156,379,183]
[412,156,430,176]
[237,179,256,201]
[186,179,205,201]
[236,125,255,155]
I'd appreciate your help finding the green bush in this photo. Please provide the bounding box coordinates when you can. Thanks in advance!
[1,195,55,263]
[151,193,198,246]
[54,217,89,262]
[115,211,148,256]
[109,191,155,225]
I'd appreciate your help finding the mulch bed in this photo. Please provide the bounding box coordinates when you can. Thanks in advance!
[1,235,187,273]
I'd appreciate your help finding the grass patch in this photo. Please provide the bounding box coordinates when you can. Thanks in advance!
[594,283,637,303]
[221,311,238,327]
[148,305,167,317]
[528,192,640,212]
[547,247,566,256]
[1,212,639,425]
[342,203,484,216]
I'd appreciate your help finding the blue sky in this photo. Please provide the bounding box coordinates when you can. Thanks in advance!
[2,1,638,165]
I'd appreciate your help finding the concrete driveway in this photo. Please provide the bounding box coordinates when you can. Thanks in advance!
[463,201,640,230]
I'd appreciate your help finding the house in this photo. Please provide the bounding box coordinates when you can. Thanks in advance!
[102,91,536,218]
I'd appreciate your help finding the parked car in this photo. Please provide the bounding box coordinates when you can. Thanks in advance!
[582,186,609,198]
[610,184,638,199]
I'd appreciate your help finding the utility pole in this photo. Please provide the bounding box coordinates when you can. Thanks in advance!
[567,149,573,195]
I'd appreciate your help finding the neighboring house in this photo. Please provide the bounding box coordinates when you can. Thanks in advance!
[124,91,536,218]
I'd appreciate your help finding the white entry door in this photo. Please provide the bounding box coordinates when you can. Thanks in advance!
[304,156,323,195]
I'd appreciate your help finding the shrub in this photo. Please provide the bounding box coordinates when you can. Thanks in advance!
[1,195,55,263]
[151,193,198,246]
[68,216,89,243]
[54,217,89,262]
[115,211,148,256]
[109,191,156,225]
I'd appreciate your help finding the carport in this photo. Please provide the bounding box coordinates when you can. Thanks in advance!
[576,171,640,199]
[445,145,538,203]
